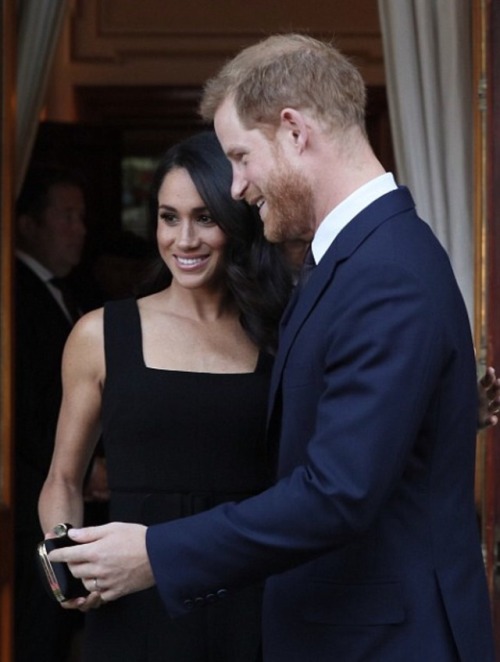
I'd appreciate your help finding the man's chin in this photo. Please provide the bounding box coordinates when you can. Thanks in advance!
[263,225,281,244]
[260,212,280,243]
[263,222,298,245]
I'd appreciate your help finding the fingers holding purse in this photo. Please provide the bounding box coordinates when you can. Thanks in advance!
[37,523,105,610]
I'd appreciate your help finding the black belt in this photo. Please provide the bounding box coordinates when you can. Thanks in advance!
[110,490,257,526]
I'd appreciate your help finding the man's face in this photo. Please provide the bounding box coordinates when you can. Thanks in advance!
[27,183,86,276]
[214,97,314,244]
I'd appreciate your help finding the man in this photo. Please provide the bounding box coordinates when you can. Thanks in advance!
[14,165,87,661]
[52,35,495,660]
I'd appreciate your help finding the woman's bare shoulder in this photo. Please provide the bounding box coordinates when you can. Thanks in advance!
[63,308,106,367]
[71,307,104,341]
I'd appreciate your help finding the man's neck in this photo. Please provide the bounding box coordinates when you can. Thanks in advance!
[310,129,386,230]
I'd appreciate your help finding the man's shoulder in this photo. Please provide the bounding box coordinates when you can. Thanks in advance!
[15,259,71,332]
[15,259,52,306]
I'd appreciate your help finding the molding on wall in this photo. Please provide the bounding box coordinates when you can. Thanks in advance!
[68,0,385,85]
[46,1,386,121]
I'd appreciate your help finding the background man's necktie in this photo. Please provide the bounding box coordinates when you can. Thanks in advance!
[50,277,81,323]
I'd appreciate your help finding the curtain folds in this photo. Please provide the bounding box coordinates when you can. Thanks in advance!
[16,0,69,193]
[378,0,473,321]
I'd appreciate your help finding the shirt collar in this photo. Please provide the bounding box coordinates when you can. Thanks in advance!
[311,172,398,264]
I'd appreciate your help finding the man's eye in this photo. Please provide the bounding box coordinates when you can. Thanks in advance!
[231,153,247,165]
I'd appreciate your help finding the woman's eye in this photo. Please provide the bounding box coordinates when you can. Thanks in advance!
[198,214,215,225]
[159,212,177,224]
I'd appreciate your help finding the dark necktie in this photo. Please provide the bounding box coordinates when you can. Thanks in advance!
[281,247,317,327]
[50,277,81,323]
[297,247,316,292]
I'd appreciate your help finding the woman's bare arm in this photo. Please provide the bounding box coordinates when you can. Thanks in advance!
[38,308,105,535]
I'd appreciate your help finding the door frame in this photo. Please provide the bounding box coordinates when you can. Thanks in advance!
[476,0,500,654]
[0,0,15,659]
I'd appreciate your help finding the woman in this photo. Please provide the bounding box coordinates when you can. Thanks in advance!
[38,131,292,661]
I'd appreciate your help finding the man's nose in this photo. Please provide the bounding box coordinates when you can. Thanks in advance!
[231,170,247,200]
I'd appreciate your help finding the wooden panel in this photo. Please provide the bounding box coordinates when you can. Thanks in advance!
[63,0,385,88]
[97,0,381,34]
[45,2,385,122]
[1,0,15,658]
[72,0,382,59]
[482,0,500,655]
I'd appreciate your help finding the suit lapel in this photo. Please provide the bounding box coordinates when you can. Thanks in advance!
[267,187,415,424]
[16,260,74,330]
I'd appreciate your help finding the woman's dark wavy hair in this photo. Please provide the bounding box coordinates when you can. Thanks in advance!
[141,130,292,354]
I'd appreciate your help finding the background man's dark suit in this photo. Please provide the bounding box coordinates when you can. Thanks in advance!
[13,164,88,661]
[15,259,73,538]
[147,188,494,661]
[14,259,82,661]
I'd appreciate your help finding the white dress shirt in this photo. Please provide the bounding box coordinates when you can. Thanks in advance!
[311,173,398,265]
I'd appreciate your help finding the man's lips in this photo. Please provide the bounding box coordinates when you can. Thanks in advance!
[246,195,265,211]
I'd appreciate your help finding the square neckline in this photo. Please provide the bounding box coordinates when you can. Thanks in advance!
[131,298,266,376]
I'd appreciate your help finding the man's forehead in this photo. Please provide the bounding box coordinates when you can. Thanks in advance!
[214,98,240,136]
[214,103,266,158]
[48,183,83,202]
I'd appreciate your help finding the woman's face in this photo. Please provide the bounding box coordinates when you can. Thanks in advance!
[156,167,228,290]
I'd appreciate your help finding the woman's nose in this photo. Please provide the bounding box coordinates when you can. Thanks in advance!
[177,220,199,248]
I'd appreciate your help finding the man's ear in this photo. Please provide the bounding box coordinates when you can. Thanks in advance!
[17,213,37,242]
[279,108,310,153]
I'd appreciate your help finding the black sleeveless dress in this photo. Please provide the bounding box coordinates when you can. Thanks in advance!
[83,298,273,662]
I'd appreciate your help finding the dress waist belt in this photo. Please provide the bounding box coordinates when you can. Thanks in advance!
[110,490,258,526]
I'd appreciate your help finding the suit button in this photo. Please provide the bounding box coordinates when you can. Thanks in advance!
[183,599,194,610]
[206,593,216,604]
[194,597,205,608]
[216,589,228,600]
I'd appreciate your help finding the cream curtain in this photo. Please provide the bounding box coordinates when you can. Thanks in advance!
[16,0,69,193]
[378,0,473,321]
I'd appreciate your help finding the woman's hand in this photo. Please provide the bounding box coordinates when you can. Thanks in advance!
[478,366,500,429]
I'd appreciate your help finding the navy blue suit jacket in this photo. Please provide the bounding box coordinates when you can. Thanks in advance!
[147,188,494,661]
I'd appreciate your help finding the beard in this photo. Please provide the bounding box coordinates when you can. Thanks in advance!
[261,159,315,244]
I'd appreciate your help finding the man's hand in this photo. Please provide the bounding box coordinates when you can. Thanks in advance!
[478,366,500,429]
[48,522,155,603]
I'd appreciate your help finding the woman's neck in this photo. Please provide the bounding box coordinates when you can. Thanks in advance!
[157,281,236,322]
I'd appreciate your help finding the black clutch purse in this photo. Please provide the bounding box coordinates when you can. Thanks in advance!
[36,523,89,602]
